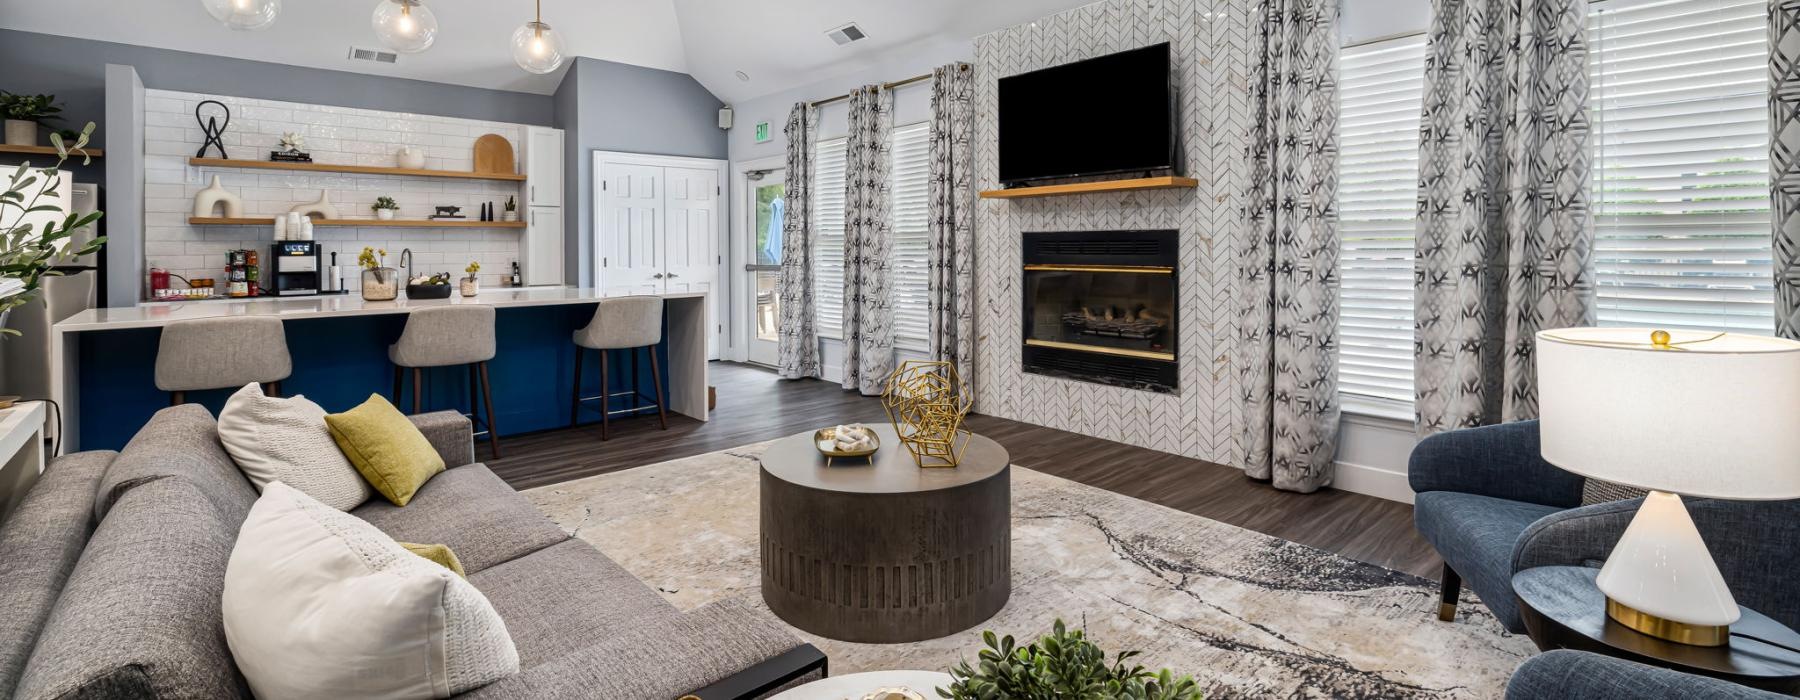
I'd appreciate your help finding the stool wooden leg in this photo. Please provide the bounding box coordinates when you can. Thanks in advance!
[648,347,668,430]
[264,381,281,398]
[477,361,501,460]
[599,350,610,441]
[169,391,185,406]
[412,367,422,415]
[570,347,584,427]
[392,366,404,405]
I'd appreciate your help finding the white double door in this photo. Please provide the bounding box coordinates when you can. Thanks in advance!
[595,152,727,358]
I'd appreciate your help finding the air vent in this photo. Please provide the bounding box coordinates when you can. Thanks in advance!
[824,22,867,46]
[348,46,399,64]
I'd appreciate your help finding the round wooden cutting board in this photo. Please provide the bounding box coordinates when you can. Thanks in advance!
[472,134,514,174]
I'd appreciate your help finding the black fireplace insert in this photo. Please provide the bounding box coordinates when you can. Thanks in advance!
[1021,230,1178,393]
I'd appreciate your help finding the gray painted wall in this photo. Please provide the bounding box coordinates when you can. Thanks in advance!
[557,57,728,287]
[102,65,144,309]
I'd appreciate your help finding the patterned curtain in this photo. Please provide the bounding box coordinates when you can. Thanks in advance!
[928,63,977,387]
[840,85,895,395]
[1776,0,1800,339]
[1414,0,1593,434]
[777,103,821,379]
[1239,0,1341,493]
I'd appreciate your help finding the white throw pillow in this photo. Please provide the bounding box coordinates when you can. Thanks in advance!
[223,482,519,699]
[218,382,372,510]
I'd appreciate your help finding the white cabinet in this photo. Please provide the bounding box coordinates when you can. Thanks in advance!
[523,207,564,286]
[524,126,563,207]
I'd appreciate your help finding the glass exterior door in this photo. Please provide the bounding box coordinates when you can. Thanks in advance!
[746,170,785,366]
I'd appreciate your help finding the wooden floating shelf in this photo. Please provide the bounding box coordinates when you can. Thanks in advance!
[189,216,526,229]
[188,157,525,182]
[978,176,1199,200]
[0,144,104,157]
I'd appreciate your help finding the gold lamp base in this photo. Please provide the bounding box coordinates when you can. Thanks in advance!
[1606,597,1729,647]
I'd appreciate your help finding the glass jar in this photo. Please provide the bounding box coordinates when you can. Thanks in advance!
[361,267,399,301]
[459,276,479,297]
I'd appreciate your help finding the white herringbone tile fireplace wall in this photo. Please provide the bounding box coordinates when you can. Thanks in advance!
[973,0,1251,468]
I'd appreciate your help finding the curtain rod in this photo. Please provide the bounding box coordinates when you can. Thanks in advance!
[808,64,970,108]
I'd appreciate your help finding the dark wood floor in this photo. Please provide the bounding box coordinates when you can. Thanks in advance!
[488,362,1440,578]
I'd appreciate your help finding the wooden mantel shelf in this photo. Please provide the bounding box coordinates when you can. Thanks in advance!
[190,216,526,229]
[0,144,103,158]
[979,175,1198,199]
[188,157,525,182]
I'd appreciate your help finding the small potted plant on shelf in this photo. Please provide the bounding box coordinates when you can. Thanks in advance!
[940,620,1202,700]
[357,246,397,301]
[0,92,63,147]
[372,195,400,221]
[501,195,518,222]
[406,272,453,300]
[460,261,481,297]
[1,124,105,335]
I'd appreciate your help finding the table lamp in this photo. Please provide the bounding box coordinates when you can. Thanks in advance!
[1536,328,1800,646]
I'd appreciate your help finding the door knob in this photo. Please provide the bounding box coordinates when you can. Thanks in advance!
[666,272,679,279]
[652,273,665,279]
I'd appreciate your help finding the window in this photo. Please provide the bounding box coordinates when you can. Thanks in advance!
[1337,34,1428,405]
[1589,0,1773,332]
[811,137,848,339]
[890,122,932,352]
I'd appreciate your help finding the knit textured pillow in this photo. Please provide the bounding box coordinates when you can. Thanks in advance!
[223,482,519,698]
[218,383,372,510]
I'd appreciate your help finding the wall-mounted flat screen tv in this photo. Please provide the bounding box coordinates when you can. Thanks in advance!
[998,43,1176,185]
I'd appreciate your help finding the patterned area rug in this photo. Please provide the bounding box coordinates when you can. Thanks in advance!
[523,443,1534,699]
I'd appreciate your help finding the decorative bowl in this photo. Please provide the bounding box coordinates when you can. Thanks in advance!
[405,283,453,299]
[814,426,880,463]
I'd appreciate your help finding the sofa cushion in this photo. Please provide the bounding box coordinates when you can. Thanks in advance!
[0,450,113,700]
[1414,490,1562,632]
[14,476,249,700]
[325,394,446,506]
[469,539,681,667]
[94,404,258,525]
[218,382,372,510]
[351,464,568,573]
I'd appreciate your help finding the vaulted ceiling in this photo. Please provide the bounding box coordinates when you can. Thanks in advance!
[0,0,1096,102]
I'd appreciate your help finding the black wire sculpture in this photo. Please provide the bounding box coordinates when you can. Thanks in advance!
[194,100,230,159]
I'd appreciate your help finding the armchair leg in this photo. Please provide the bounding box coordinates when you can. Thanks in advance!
[1438,562,1461,622]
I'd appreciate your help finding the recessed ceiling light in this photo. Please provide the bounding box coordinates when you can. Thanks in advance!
[735,71,750,82]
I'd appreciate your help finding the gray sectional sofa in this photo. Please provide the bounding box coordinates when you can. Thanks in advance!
[0,405,822,699]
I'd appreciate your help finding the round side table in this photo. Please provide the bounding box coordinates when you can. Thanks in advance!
[769,670,954,700]
[759,425,1011,643]
[1514,566,1800,694]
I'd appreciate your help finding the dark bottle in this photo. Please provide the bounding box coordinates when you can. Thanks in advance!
[510,261,521,287]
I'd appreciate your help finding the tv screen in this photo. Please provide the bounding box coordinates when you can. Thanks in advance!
[998,43,1175,185]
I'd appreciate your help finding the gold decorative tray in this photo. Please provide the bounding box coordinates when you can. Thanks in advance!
[814,427,880,464]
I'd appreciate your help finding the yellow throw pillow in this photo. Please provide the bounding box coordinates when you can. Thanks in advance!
[399,542,467,577]
[324,394,445,506]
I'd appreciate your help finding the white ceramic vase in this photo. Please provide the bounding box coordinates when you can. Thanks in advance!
[4,120,36,147]
[459,277,479,297]
[375,208,396,220]
[395,146,426,170]
[289,190,339,220]
[192,176,245,218]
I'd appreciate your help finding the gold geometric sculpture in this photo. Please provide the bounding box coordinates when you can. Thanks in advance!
[881,360,974,468]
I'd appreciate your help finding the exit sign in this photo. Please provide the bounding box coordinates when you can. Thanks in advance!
[754,121,772,143]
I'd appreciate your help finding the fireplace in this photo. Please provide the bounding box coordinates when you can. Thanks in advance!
[1021,230,1178,393]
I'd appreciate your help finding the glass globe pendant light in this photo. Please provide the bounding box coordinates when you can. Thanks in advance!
[372,0,438,54]
[202,0,280,31]
[511,0,566,74]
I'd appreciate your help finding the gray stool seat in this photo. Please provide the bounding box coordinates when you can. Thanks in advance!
[571,296,667,439]
[390,305,501,460]
[154,316,291,404]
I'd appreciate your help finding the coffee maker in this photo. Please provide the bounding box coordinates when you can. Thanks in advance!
[268,241,321,296]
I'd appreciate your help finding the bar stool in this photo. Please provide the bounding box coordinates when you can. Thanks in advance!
[571,296,667,440]
[155,316,292,406]
[390,305,501,460]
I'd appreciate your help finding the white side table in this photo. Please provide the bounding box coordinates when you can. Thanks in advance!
[770,670,954,700]
[0,401,49,523]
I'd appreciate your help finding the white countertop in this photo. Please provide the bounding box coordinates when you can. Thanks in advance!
[55,287,705,332]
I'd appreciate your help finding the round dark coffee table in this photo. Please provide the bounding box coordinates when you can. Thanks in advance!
[759,424,1010,643]
[1514,566,1800,693]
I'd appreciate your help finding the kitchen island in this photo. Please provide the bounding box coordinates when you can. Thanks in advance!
[50,288,709,452]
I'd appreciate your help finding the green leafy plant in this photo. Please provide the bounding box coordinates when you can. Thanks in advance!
[0,92,64,123]
[372,196,399,211]
[940,620,1202,700]
[464,261,481,279]
[504,195,516,212]
[1,123,105,336]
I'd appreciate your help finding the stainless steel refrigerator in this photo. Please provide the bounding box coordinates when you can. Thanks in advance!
[1,180,101,401]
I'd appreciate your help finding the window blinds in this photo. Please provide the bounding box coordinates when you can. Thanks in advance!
[1589,0,1773,332]
[811,136,848,339]
[1337,35,1428,404]
[890,122,932,352]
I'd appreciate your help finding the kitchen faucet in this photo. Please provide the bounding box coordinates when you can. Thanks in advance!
[399,248,413,281]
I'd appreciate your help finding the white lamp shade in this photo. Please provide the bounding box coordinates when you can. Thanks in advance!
[1537,327,1800,500]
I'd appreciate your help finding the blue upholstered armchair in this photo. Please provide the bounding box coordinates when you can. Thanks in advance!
[1507,651,1784,699]
[1409,420,1800,634]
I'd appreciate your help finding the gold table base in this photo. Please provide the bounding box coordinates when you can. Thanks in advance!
[1607,597,1729,647]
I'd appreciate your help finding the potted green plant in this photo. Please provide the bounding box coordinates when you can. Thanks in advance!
[357,247,397,301]
[0,92,63,147]
[460,261,481,297]
[372,195,400,221]
[2,124,105,335]
[940,620,1202,700]
[501,195,518,223]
